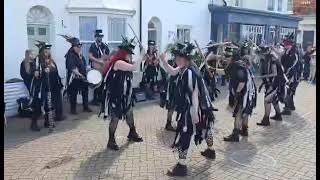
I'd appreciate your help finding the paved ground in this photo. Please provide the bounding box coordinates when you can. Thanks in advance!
[4,81,316,180]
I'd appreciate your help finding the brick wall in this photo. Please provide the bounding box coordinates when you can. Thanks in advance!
[293,0,316,15]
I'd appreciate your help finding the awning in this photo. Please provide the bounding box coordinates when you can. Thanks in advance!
[208,5,302,28]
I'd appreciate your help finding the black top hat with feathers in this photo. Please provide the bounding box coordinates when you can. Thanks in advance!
[35,40,52,53]
[283,32,295,43]
[58,34,82,47]
[118,36,136,54]
[169,42,195,60]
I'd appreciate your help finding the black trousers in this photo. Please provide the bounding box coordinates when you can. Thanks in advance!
[93,83,103,103]
[42,89,63,121]
[68,79,89,111]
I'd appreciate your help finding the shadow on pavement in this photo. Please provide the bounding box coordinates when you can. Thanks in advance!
[4,103,99,150]
[76,142,130,179]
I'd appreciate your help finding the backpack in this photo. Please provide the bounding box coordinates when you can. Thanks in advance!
[16,97,33,118]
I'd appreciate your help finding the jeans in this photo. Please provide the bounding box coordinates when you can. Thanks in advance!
[303,63,310,80]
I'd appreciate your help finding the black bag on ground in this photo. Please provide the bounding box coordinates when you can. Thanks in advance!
[17,97,33,118]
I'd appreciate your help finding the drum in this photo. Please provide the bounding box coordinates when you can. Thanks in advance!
[86,69,102,89]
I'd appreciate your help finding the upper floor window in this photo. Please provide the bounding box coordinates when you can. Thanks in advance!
[287,0,293,12]
[177,26,191,43]
[278,0,282,11]
[268,0,275,11]
[79,16,97,63]
[234,0,241,7]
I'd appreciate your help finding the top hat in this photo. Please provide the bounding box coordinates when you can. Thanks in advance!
[35,40,52,52]
[94,29,104,37]
[118,36,136,54]
[148,40,156,46]
[58,34,82,47]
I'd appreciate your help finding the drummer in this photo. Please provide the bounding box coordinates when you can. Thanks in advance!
[89,29,110,105]
[62,35,93,114]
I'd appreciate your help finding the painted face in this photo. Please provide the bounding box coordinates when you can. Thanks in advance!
[73,45,82,54]
[175,56,188,67]
[28,51,35,59]
[43,49,51,58]
[96,36,103,43]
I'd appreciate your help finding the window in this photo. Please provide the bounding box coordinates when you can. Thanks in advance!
[148,22,157,42]
[234,0,241,7]
[27,27,34,35]
[108,18,126,51]
[280,27,295,41]
[229,23,240,43]
[268,0,275,11]
[177,27,190,43]
[277,0,282,11]
[287,0,293,12]
[38,28,46,35]
[240,25,265,45]
[79,16,97,64]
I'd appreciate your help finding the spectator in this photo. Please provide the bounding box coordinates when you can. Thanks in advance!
[309,51,316,84]
[303,44,315,80]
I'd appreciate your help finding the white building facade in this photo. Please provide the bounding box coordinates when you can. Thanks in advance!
[4,0,301,116]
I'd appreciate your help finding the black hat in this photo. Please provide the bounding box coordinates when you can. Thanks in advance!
[58,34,82,47]
[224,44,238,56]
[148,40,156,46]
[283,32,295,45]
[170,42,195,60]
[35,40,52,52]
[118,36,136,54]
[241,40,250,48]
[94,29,104,37]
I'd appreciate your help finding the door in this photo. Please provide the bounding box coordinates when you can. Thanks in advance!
[27,24,50,54]
[303,31,314,50]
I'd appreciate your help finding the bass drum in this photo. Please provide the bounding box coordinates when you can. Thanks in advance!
[86,69,102,89]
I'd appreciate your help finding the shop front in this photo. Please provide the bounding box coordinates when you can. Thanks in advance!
[208,5,302,45]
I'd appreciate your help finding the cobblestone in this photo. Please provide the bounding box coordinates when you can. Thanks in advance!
[4,81,316,180]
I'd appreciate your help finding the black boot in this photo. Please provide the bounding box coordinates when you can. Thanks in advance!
[281,107,292,115]
[223,129,240,142]
[240,126,248,136]
[30,117,40,132]
[127,127,143,142]
[257,116,270,126]
[165,122,176,132]
[270,113,282,121]
[201,148,216,159]
[107,133,119,151]
[167,163,188,177]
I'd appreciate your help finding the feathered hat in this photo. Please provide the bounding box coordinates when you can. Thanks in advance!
[58,34,82,47]
[118,36,136,54]
[169,42,195,60]
[282,32,295,46]
[35,40,52,53]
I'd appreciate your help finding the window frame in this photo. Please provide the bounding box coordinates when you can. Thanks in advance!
[107,17,127,51]
[78,16,98,64]
[176,25,192,43]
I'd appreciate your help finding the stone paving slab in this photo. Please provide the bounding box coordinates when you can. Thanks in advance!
[4,81,316,180]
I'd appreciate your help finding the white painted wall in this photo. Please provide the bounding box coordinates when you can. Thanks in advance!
[4,0,139,82]
[297,16,316,45]
[141,0,211,52]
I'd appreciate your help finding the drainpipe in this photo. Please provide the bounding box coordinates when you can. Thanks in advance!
[139,0,142,53]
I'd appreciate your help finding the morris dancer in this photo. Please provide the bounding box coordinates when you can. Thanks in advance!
[280,33,303,115]
[102,37,143,151]
[160,42,216,177]
[61,35,92,114]
[160,57,178,132]
[256,44,287,126]
[223,52,257,141]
